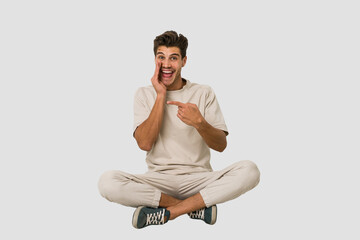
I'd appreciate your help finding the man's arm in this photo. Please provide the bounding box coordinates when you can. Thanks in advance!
[134,62,166,151]
[167,101,227,152]
[194,118,227,152]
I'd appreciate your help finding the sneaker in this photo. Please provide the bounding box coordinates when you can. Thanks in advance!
[132,206,170,229]
[188,205,217,225]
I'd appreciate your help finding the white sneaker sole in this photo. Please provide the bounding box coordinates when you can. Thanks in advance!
[210,205,217,225]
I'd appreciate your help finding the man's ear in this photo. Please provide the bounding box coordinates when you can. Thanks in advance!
[182,56,187,67]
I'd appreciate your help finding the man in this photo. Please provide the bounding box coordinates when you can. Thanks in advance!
[98,30,260,229]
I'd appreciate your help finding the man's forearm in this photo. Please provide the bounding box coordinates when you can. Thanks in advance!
[134,94,166,151]
[194,119,227,152]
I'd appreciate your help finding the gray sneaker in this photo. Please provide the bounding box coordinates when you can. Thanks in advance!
[132,206,170,229]
[188,205,217,225]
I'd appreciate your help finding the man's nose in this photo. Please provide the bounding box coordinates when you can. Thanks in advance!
[162,58,171,68]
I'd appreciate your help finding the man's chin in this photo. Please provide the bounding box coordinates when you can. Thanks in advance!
[161,78,174,86]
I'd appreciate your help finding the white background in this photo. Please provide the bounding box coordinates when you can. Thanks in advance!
[1,0,359,239]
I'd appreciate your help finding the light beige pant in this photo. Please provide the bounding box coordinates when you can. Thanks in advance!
[98,160,260,208]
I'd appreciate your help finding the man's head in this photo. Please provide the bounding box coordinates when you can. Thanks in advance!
[153,30,188,59]
[153,31,188,90]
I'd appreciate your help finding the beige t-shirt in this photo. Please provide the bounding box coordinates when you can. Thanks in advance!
[133,80,228,175]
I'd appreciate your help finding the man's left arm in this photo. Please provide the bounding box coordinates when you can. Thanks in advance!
[167,101,227,152]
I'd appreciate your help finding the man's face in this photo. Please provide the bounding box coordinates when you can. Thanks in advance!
[155,46,187,89]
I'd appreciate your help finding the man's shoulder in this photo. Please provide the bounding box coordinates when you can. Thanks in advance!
[187,81,214,96]
[187,80,212,90]
[135,85,156,98]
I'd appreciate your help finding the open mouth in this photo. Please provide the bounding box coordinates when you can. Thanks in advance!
[161,69,174,79]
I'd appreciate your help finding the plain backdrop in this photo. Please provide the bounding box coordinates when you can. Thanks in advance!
[1,0,359,239]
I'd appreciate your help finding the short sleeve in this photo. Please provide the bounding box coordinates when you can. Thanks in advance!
[204,87,229,135]
[133,88,151,134]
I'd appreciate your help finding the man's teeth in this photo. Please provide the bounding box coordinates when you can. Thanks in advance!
[162,70,173,73]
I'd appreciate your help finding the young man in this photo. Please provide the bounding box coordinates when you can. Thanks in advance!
[98,31,260,229]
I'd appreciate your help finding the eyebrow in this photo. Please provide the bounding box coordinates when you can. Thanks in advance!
[156,52,180,57]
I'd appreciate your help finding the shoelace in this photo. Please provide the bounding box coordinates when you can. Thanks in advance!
[189,208,205,220]
[146,209,166,225]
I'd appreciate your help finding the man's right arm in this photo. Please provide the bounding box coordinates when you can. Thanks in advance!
[134,94,166,151]
[134,61,166,151]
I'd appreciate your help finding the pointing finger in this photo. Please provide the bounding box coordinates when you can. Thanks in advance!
[167,101,186,108]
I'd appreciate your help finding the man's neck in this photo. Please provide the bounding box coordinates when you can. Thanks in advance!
[167,78,186,91]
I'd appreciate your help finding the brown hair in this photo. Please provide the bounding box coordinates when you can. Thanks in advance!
[153,30,188,58]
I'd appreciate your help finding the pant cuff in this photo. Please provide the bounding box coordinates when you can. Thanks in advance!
[151,189,162,208]
[199,189,212,208]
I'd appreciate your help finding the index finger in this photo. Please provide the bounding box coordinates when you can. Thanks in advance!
[167,101,185,107]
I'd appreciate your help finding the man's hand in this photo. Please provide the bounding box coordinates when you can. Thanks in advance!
[151,61,167,96]
[167,101,204,127]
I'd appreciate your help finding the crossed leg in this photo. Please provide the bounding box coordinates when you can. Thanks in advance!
[99,161,260,224]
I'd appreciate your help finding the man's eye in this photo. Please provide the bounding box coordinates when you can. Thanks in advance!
[171,57,178,60]
[158,56,165,60]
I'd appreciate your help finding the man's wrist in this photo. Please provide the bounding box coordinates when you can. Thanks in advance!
[193,117,207,131]
[156,93,166,102]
